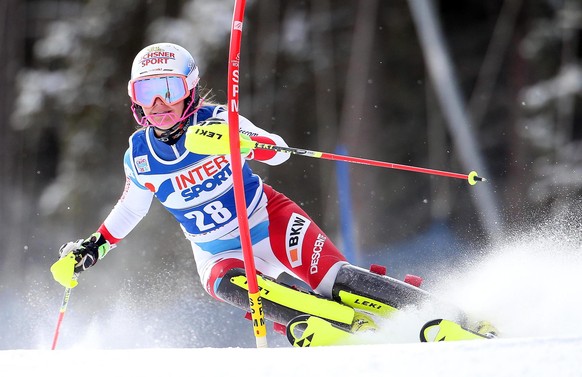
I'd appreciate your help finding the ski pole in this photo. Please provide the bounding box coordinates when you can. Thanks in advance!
[51,273,78,350]
[185,123,486,185]
[253,142,485,185]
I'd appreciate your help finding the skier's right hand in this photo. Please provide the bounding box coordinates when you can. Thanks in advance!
[185,118,256,156]
[50,232,111,288]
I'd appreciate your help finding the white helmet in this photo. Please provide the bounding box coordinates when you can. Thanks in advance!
[127,43,202,134]
[128,42,199,97]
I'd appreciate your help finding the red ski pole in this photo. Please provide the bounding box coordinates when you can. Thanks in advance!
[186,123,486,186]
[252,142,486,185]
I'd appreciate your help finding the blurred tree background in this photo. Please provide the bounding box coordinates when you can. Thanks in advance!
[1,0,582,348]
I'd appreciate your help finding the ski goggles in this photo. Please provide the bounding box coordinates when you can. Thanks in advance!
[130,75,190,107]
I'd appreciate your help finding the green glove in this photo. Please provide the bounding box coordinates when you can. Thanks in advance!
[239,133,253,156]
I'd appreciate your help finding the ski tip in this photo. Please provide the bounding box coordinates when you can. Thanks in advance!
[420,319,496,342]
[420,319,443,342]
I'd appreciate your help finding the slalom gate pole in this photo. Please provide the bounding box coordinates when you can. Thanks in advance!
[253,142,486,185]
[51,274,78,350]
[227,0,268,348]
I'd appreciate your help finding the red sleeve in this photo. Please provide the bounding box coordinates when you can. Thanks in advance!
[250,135,278,161]
[98,224,122,245]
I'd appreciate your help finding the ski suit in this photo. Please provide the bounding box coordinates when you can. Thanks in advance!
[97,105,348,301]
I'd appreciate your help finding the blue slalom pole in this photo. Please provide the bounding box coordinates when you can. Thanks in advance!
[335,145,358,264]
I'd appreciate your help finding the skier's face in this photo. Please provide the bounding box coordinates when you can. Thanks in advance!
[142,97,185,132]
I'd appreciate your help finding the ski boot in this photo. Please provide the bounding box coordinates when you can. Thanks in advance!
[286,311,378,347]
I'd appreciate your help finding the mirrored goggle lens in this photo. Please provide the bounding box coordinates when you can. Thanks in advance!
[132,76,188,107]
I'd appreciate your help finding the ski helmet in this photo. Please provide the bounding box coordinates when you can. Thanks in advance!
[128,43,201,131]
[128,43,199,94]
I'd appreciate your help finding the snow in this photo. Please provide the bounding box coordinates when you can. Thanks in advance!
[4,219,582,376]
[1,337,581,376]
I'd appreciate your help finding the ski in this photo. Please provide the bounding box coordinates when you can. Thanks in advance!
[215,267,498,347]
[420,319,498,342]
[287,315,497,347]
[287,315,353,347]
[286,313,377,347]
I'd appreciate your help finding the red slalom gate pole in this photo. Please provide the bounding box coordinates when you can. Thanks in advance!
[227,0,268,348]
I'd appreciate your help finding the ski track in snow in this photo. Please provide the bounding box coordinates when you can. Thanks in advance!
[3,215,582,375]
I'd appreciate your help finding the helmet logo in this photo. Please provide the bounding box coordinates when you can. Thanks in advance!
[187,59,196,75]
[139,47,176,67]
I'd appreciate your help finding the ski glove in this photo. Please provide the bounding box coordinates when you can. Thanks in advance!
[184,118,255,156]
[50,232,111,288]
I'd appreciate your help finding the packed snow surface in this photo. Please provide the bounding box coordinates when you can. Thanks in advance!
[2,336,582,377]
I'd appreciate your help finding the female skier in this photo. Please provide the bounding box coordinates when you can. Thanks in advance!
[51,43,487,345]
